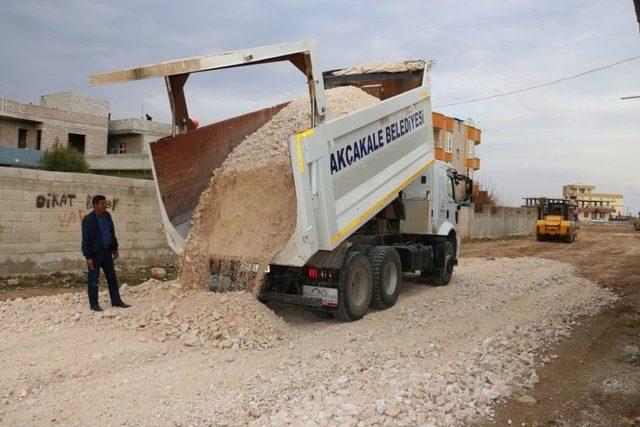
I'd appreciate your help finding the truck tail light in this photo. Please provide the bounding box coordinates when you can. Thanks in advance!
[307,267,319,279]
[306,267,334,281]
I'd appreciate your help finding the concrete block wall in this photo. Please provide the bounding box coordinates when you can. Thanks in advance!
[40,92,109,117]
[458,205,537,239]
[0,167,175,275]
[40,123,107,156]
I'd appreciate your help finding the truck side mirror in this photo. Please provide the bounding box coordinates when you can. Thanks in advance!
[464,179,473,205]
[457,177,473,207]
[450,170,473,207]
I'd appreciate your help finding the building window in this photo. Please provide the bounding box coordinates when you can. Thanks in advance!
[434,129,441,147]
[18,129,28,149]
[68,133,86,154]
[584,212,588,218]
[445,131,453,152]
[110,142,127,154]
[456,148,460,160]
[467,140,474,158]
[36,130,42,150]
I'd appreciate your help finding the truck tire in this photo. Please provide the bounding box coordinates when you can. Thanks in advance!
[369,246,402,309]
[430,241,454,287]
[536,233,545,242]
[563,230,574,244]
[335,252,373,321]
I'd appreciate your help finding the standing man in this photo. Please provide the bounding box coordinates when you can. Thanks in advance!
[81,195,130,311]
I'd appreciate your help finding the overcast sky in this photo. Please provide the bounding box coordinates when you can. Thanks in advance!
[1,1,639,213]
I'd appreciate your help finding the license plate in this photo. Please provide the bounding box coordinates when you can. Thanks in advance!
[303,285,338,307]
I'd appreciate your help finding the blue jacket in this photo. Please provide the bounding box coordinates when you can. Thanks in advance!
[81,211,119,259]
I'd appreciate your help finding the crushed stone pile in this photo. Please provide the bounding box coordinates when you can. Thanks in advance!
[180,86,380,291]
[0,279,290,350]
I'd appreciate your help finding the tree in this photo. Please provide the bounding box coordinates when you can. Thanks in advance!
[472,178,502,212]
[38,138,89,173]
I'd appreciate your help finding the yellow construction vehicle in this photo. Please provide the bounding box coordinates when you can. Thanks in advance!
[535,198,580,243]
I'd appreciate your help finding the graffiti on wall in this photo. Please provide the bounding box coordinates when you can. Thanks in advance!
[35,193,118,210]
[58,210,87,231]
[36,193,76,208]
[34,193,119,231]
[85,195,118,210]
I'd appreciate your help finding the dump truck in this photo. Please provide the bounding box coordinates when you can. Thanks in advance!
[90,40,472,321]
[534,198,580,243]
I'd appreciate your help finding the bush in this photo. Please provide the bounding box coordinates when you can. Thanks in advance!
[38,139,90,173]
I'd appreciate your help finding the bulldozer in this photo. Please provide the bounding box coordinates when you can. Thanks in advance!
[535,198,580,243]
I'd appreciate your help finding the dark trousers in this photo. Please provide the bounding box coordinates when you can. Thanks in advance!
[87,250,122,306]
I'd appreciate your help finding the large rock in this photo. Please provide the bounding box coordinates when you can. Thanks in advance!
[150,267,167,280]
[384,403,401,418]
[7,278,20,286]
[516,395,537,405]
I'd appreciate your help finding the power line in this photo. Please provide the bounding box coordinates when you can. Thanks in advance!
[435,55,640,108]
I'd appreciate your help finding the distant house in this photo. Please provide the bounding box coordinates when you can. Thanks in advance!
[0,91,173,179]
[563,183,624,221]
[0,92,109,155]
[432,112,482,197]
[107,118,172,154]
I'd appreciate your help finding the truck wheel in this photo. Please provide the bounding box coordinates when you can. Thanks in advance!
[369,246,402,309]
[563,230,573,244]
[336,252,373,321]
[430,241,454,286]
[536,233,545,242]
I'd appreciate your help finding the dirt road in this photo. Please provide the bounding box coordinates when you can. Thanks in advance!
[0,224,635,426]
[464,223,640,426]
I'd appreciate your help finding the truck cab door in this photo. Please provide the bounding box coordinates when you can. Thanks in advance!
[434,164,459,231]
[445,173,458,225]
[438,173,448,222]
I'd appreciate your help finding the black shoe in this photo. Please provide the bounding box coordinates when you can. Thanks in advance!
[112,302,131,308]
[88,286,101,312]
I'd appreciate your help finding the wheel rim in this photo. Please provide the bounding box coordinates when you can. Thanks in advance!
[350,266,368,306]
[383,261,398,295]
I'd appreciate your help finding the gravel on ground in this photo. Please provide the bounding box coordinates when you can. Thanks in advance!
[0,257,615,426]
